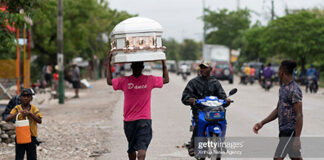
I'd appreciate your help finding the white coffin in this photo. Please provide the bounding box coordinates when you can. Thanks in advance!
[110,17,166,64]
[112,51,166,63]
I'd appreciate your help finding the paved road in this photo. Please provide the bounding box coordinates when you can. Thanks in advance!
[98,71,324,160]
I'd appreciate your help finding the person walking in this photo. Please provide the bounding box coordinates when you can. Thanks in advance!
[253,60,303,160]
[106,52,169,160]
[71,62,81,98]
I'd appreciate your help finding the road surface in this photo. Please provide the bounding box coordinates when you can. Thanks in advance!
[98,71,324,160]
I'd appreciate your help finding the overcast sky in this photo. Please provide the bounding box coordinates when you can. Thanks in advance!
[107,0,324,42]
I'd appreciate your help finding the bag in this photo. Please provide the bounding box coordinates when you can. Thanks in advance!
[15,113,31,144]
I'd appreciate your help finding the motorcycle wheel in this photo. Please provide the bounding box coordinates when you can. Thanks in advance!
[210,134,221,160]
[310,83,317,93]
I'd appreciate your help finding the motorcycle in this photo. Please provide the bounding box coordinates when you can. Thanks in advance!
[306,76,318,93]
[187,88,237,160]
[182,72,188,81]
[249,76,255,85]
[240,74,248,85]
[263,78,272,91]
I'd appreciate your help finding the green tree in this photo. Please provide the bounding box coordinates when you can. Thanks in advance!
[31,0,133,66]
[203,8,251,51]
[266,10,324,69]
[239,22,278,64]
[163,38,180,60]
[164,38,202,60]
[0,0,39,56]
[179,39,202,60]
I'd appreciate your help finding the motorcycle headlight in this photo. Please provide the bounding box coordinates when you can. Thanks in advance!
[201,100,223,107]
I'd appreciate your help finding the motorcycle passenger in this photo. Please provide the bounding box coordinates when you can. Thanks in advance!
[250,65,256,84]
[243,63,250,84]
[305,64,318,93]
[262,63,274,88]
[181,60,231,157]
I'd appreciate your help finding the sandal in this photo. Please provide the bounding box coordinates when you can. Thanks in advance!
[188,147,195,157]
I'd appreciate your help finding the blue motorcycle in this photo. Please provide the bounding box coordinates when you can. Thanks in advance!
[189,88,237,160]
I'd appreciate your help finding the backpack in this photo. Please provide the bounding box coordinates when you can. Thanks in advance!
[1,95,21,121]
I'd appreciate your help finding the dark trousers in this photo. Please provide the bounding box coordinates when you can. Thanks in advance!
[190,109,199,148]
[15,136,37,160]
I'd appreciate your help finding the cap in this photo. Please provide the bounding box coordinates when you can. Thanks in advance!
[199,60,211,68]
[21,88,34,96]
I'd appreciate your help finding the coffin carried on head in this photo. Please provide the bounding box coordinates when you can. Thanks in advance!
[109,17,166,64]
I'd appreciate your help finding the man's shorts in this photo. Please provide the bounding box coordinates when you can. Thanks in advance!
[72,81,80,89]
[124,119,152,153]
[274,130,302,159]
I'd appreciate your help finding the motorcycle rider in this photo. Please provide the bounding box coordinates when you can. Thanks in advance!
[241,63,250,84]
[305,64,318,93]
[262,63,274,88]
[180,64,189,81]
[181,60,231,156]
[250,65,256,85]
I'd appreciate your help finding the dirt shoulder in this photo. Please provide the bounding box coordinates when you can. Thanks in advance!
[0,79,120,160]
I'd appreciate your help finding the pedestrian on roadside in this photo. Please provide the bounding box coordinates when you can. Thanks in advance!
[106,52,169,160]
[72,62,81,98]
[5,88,42,160]
[44,65,53,88]
[53,65,59,93]
[111,64,116,78]
[253,60,303,160]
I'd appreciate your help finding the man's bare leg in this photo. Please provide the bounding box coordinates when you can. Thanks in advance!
[75,88,79,98]
[128,152,136,160]
[137,150,146,160]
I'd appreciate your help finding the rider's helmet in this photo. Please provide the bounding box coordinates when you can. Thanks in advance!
[109,17,166,64]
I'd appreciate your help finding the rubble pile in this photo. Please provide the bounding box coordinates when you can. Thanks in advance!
[0,121,16,144]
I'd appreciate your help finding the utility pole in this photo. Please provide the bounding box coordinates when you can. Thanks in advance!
[16,28,20,95]
[237,0,240,10]
[271,0,275,20]
[202,0,206,58]
[57,0,64,104]
[202,0,206,44]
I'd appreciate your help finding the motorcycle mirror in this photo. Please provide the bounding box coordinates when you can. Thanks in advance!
[229,88,238,96]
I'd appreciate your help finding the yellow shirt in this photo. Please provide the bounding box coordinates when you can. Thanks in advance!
[10,104,43,137]
[244,67,251,76]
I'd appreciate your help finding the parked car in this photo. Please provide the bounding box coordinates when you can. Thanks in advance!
[212,61,234,84]
[166,60,177,73]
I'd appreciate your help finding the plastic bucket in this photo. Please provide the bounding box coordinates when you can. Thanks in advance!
[15,113,31,144]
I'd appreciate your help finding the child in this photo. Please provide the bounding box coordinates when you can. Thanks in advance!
[5,88,42,160]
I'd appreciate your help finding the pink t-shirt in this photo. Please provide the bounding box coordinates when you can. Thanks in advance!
[112,75,163,121]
